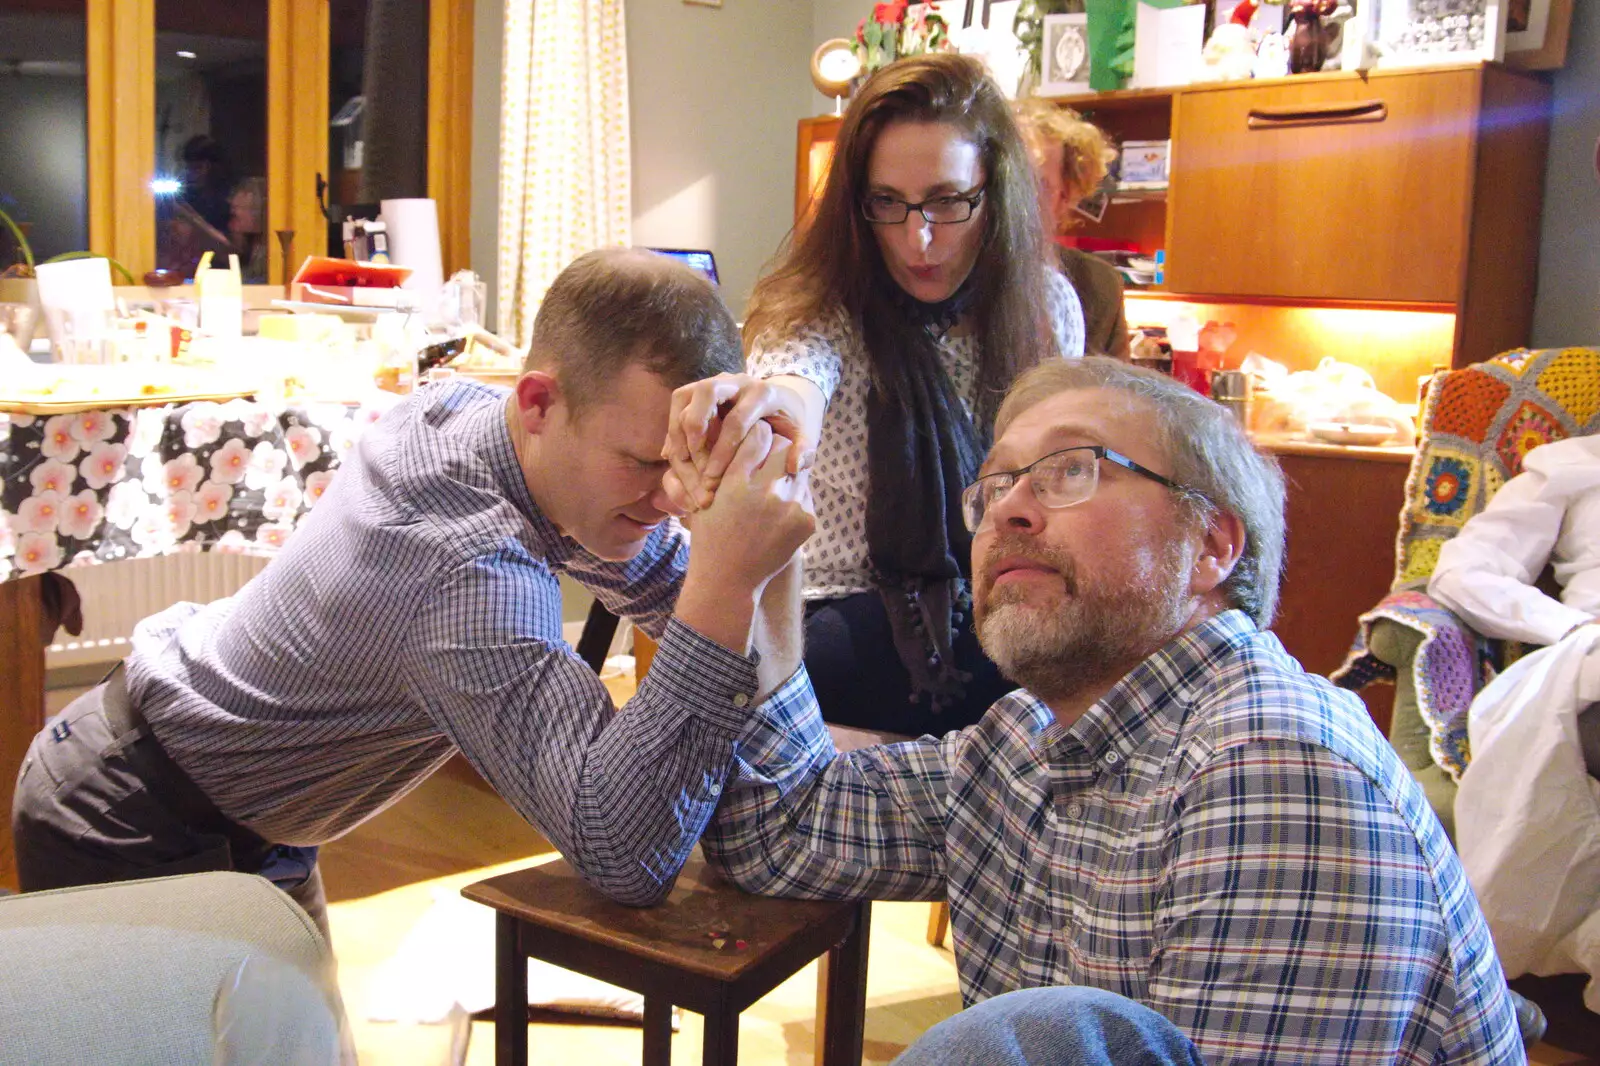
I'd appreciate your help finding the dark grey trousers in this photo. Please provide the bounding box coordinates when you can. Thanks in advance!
[10,671,329,943]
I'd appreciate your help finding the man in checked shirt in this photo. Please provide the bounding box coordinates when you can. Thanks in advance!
[13,249,816,940]
[689,357,1525,1063]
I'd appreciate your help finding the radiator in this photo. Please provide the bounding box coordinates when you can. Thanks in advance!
[47,553,271,670]
[46,556,621,670]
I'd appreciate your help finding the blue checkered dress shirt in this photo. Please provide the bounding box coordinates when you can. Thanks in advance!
[126,381,764,905]
[706,611,1523,1063]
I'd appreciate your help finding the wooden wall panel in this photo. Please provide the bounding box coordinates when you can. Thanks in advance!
[0,577,45,892]
[268,0,329,284]
[428,0,475,278]
[87,0,156,276]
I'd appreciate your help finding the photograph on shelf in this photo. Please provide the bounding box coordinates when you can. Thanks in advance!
[1073,157,1119,224]
[1373,0,1507,68]
[1039,13,1092,95]
[1503,0,1572,69]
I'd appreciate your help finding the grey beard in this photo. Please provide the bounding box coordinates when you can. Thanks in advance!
[976,551,1193,705]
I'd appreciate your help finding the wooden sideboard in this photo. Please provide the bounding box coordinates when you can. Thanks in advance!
[797,61,1552,372]
[1265,443,1412,734]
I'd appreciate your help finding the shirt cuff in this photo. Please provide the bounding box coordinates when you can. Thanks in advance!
[645,617,763,735]
[735,665,834,763]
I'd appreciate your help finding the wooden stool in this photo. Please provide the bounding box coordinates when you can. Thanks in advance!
[462,854,870,1066]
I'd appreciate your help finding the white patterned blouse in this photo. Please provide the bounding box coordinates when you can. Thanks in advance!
[746,269,1084,599]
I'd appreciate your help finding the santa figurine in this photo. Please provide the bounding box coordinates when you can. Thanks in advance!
[1197,0,1263,83]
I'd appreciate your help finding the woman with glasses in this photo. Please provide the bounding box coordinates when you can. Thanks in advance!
[665,53,1084,735]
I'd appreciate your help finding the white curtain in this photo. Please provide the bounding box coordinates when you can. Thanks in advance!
[498,0,631,347]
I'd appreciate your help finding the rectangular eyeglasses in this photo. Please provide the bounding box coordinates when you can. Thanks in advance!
[960,445,1181,532]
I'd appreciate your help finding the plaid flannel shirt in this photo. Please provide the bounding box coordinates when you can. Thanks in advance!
[707,611,1522,1064]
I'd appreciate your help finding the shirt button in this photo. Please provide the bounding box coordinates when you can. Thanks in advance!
[1066,802,1084,819]
[1104,751,1120,766]
[732,692,751,708]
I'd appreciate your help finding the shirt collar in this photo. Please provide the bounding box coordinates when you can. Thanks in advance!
[446,381,572,563]
[1027,610,1260,770]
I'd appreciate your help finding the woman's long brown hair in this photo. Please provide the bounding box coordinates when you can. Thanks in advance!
[743,53,1059,426]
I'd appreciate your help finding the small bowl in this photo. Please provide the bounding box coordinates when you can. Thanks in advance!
[1308,421,1396,447]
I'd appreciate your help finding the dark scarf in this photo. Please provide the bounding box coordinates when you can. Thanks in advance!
[863,280,987,713]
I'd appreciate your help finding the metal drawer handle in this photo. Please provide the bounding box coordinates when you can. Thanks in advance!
[1247,100,1388,129]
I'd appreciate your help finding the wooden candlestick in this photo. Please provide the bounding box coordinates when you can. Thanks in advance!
[275,230,296,285]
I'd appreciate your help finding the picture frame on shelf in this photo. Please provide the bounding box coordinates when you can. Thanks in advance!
[1373,0,1507,68]
[1503,0,1572,70]
[1073,156,1118,224]
[1039,13,1092,95]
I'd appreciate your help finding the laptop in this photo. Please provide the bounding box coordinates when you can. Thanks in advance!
[646,247,720,286]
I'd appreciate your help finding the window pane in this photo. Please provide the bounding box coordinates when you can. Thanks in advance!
[0,0,89,266]
[328,0,431,259]
[329,0,370,258]
[154,1,269,281]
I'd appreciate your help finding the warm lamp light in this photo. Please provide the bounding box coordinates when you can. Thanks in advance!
[811,38,861,115]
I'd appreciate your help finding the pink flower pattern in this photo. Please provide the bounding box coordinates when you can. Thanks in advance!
[71,409,117,445]
[17,491,62,534]
[29,459,77,495]
[195,480,234,523]
[262,477,303,522]
[15,531,63,573]
[284,425,322,471]
[40,415,81,462]
[79,442,128,490]
[58,490,104,540]
[303,469,335,507]
[2,399,379,578]
[163,453,205,495]
[208,438,252,485]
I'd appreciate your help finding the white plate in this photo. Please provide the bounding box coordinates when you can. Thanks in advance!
[1308,421,1396,446]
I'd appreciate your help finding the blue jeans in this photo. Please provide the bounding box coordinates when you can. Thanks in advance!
[893,987,1205,1066]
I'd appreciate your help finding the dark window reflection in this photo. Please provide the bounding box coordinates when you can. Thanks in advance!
[0,0,89,267]
[154,1,268,281]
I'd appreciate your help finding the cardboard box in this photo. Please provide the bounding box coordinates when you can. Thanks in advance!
[288,283,419,310]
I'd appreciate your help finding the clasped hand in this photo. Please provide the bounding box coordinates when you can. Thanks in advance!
[661,373,814,514]
[664,374,817,595]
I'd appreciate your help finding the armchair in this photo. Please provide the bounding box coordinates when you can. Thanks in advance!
[1332,346,1600,838]
[0,871,346,1064]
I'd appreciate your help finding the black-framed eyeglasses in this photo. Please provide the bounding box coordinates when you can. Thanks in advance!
[960,445,1181,533]
[861,187,985,225]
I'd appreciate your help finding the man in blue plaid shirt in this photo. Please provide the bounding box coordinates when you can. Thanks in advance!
[687,357,1524,1064]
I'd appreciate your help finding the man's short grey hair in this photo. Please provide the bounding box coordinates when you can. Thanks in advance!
[993,357,1287,626]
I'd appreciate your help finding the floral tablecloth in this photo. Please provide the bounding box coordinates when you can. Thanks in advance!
[1,396,399,582]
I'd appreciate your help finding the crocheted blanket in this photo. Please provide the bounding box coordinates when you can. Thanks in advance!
[1334,591,1481,781]
[1334,346,1600,779]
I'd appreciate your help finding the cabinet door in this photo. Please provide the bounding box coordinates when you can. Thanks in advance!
[1165,68,1478,303]
[1271,451,1408,734]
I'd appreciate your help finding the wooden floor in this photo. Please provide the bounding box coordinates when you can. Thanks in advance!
[40,681,1600,1061]
[319,754,555,903]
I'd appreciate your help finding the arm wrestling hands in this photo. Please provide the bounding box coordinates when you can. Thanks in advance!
[661,373,824,513]
[665,374,822,697]
[671,417,813,681]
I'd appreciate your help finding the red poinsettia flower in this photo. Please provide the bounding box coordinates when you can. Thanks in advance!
[873,0,909,26]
